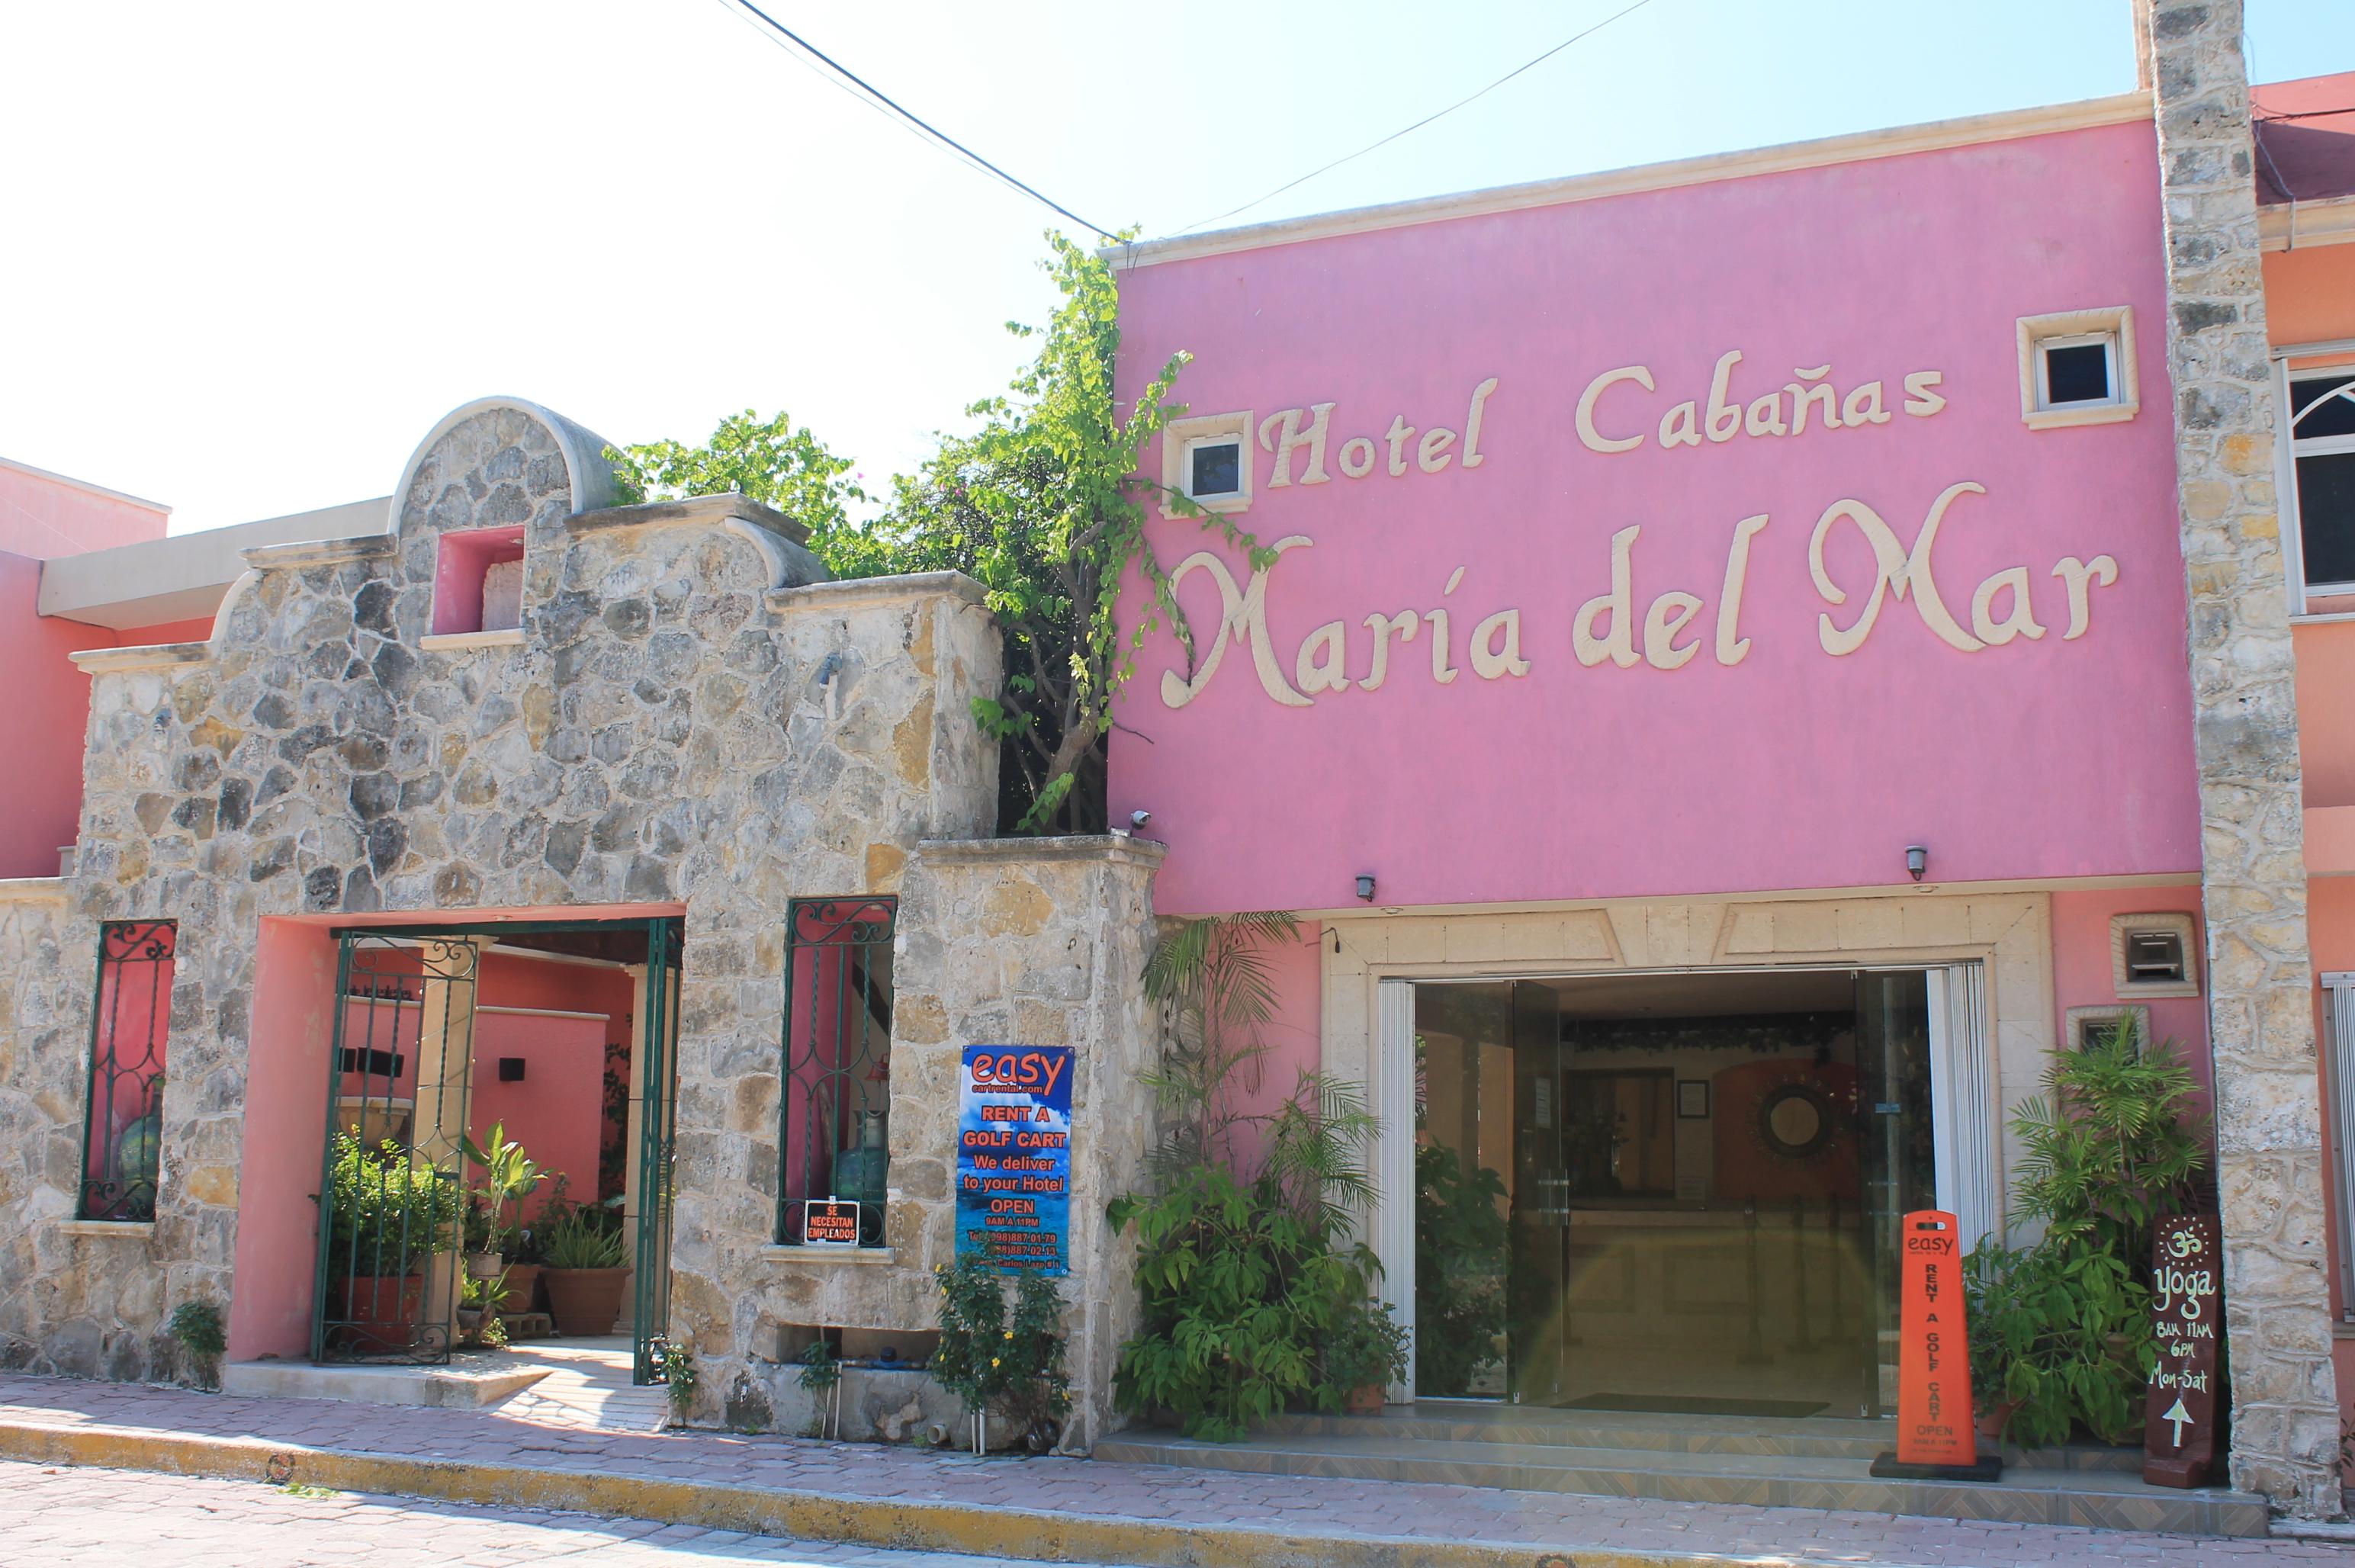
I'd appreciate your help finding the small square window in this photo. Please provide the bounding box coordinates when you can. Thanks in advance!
[2109,912,2199,998]
[2066,1004,2150,1056]
[1188,439,1242,500]
[2018,308,2138,430]
[2125,930,2186,985]
[1161,410,1252,517]
[429,525,527,638]
[2039,337,2116,407]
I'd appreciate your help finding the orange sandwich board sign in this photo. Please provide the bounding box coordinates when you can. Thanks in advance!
[1869,1210,2002,1482]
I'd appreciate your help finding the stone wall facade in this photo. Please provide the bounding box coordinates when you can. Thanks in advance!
[0,398,1183,1424]
[2139,0,2339,1513]
[703,834,1163,1447]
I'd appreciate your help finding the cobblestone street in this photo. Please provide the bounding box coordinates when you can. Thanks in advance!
[0,1460,1084,1568]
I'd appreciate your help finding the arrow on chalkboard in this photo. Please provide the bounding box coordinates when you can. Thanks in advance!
[2163,1396,2194,1446]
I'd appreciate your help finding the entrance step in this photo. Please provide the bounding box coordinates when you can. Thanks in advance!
[221,1358,550,1409]
[1258,1405,2144,1470]
[1095,1411,2268,1537]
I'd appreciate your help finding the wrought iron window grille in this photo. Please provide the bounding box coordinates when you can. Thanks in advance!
[777,897,898,1248]
[77,921,178,1223]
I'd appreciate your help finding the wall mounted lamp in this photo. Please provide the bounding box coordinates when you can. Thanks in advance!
[1905,845,1929,882]
[1129,808,1152,829]
[1355,874,1377,902]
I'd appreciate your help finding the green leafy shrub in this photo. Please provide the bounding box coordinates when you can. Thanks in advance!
[654,1338,697,1419]
[1113,911,1388,1441]
[931,1257,1070,1450]
[1412,1140,1508,1396]
[1322,1299,1411,1397]
[323,1131,460,1277]
[1110,1077,1386,1441]
[168,1298,226,1389]
[1965,1235,2151,1448]
[541,1207,628,1270]
[1965,1023,2207,1446]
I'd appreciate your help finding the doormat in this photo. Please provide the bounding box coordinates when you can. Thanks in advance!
[1561,1393,1830,1419]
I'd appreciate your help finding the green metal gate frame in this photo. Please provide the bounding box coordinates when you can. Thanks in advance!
[632,917,683,1384]
[310,917,686,1383]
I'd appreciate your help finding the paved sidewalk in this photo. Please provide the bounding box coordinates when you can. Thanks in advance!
[4,1373,2353,1568]
[0,1458,1092,1566]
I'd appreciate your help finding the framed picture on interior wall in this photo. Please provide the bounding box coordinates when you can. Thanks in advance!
[1676,1080,1710,1120]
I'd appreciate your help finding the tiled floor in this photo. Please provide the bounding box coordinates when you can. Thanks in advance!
[480,1335,666,1431]
[5,1372,2355,1566]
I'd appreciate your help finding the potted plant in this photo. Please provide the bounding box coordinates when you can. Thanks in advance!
[540,1207,631,1336]
[321,1129,461,1354]
[1322,1300,1410,1415]
[1963,1024,2203,1448]
[461,1121,546,1293]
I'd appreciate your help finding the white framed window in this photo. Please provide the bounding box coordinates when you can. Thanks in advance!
[1160,410,1251,517]
[2109,912,2199,1000]
[2063,1003,2151,1055]
[2322,975,2355,1319]
[2017,307,2138,429]
[2275,351,2355,612]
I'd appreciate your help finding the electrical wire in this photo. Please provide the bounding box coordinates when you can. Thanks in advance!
[1168,0,1657,236]
[717,0,1114,238]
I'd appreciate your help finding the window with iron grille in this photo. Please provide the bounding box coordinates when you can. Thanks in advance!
[78,920,176,1222]
[777,898,896,1246]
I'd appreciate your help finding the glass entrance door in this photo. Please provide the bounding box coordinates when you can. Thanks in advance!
[1412,968,1942,1418]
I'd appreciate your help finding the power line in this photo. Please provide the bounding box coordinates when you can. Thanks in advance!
[1170,0,1658,236]
[719,0,1115,239]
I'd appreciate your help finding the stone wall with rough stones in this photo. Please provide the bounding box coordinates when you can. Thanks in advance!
[712,834,1165,1450]
[2138,0,2337,1514]
[0,882,175,1380]
[0,396,1016,1398]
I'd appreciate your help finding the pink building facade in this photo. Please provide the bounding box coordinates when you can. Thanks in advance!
[1104,11,2355,1520]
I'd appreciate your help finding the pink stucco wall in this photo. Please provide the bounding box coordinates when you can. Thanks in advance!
[0,546,236,882]
[0,551,101,879]
[1110,120,2196,916]
[2048,887,2213,1117]
[0,461,167,560]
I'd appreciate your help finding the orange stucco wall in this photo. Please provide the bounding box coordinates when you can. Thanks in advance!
[2267,245,2355,349]
[2266,236,2355,1441]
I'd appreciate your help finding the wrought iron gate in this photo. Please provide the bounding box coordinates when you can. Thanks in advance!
[631,917,683,1383]
[312,932,479,1364]
[311,917,686,1374]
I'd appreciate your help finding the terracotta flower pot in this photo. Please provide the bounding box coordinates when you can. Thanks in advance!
[500,1263,543,1316]
[331,1274,426,1356]
[543,1266,630,1337]
[1345,1383,1387,1415]
[1975,1396,2020,1444]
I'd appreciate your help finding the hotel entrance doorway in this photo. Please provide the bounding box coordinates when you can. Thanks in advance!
[1410,969,1939,1418]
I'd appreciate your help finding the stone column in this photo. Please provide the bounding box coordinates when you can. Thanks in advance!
[412,936,488,1329]
[2138,0,2338,1514]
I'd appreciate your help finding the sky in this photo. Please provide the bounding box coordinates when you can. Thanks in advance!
[5,1,2354,535]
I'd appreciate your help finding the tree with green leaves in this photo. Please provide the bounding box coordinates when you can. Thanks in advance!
[608,233,1271,834]
[606,409,882,577]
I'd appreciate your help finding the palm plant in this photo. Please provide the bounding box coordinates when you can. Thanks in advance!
[459,1120,546,1258]
[1139,909,1300,1178]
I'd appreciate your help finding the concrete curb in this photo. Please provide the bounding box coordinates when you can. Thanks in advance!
[0,1415,1764,1568]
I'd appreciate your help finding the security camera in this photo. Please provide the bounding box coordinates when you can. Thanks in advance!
[1129,808,1152,829]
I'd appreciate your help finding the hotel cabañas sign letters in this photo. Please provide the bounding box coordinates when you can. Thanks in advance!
[1158,353,2122,711]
